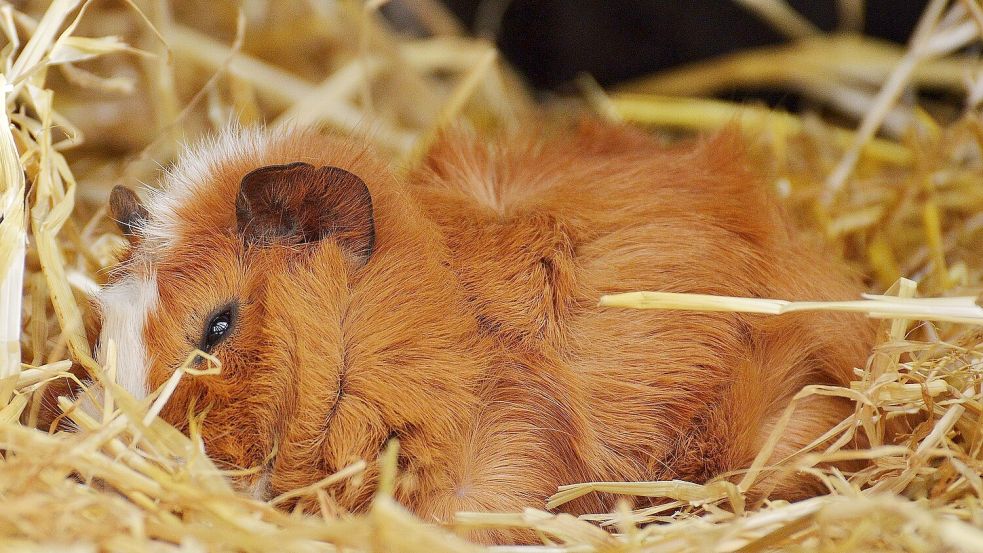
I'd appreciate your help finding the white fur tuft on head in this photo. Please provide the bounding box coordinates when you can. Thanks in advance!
[139,124,276,251]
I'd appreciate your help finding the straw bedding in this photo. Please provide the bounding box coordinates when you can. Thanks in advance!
[0,0,981,551]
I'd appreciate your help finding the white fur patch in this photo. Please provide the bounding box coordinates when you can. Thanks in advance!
[95,274,159,400]
[249,468,272,501]
[140,125,275,252]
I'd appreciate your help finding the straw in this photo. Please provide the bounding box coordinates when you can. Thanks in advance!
[598,290,983,325]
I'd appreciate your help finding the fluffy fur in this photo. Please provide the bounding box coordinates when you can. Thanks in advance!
[95,273,158,400]
[100,122,873,543]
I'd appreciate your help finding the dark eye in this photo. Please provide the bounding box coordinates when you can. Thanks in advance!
[201,305,236,352]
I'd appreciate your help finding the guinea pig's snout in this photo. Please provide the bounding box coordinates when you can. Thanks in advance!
[92,332,151,403]
[94,275,158,403]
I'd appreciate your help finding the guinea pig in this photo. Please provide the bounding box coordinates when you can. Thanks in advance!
[96,121,872,540]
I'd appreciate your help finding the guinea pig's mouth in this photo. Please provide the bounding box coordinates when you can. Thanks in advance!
[36,375,92,432]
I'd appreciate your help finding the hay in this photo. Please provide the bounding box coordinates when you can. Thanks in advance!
[599,286,983,325]
[0,0,981,551]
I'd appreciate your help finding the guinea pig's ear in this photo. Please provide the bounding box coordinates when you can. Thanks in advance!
[235,162,375,264]
[109,185,148,245]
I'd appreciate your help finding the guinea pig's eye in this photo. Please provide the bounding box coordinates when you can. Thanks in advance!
[201,304,237,353]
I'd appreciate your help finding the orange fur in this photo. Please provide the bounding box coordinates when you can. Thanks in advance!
[102,121,873,543]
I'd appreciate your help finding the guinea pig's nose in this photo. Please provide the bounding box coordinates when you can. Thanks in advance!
[36,362,90,431]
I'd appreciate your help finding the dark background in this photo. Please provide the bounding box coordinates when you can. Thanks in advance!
[435,0,929,92]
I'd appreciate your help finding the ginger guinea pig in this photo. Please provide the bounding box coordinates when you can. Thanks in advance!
[97,122,872,534]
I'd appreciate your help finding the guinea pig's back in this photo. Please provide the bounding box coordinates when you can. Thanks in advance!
[409,122,873,500]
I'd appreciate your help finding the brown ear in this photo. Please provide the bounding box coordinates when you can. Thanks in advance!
[109,185,148,245]
[235,162,375,264]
